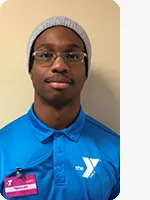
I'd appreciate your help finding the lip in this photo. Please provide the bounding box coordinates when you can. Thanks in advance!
[45,77,72,84]
[45,77,73,89]
[48,82,70,89]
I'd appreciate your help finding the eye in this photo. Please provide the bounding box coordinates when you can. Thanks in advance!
[66,52,81,61]
[39,52,53,59]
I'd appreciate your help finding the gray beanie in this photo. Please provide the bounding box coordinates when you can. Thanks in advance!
[27,16,92,74]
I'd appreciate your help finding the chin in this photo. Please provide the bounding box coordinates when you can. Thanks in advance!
[36,88,81,107]
[44,93,80,108]
[45,99,72,108]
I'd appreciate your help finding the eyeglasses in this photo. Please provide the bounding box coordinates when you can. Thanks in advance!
[32,51,87,65]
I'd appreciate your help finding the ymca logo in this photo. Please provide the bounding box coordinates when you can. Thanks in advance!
[6,179,13,186]
[75,157,100,178]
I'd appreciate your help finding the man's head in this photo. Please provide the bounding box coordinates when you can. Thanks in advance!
[27,16,92,108]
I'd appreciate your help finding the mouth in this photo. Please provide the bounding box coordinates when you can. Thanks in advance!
[45,77,73,89]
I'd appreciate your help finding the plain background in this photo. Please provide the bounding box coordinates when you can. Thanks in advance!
[0,0,120,134]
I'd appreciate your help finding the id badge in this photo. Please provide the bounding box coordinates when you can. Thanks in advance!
[4,174,37,198]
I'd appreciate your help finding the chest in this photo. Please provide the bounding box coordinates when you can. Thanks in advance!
[1,136,115,200]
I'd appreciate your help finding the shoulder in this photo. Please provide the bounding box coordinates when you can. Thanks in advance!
[0,114,27,137]
[85,114,120,140]
[84,114,120,158]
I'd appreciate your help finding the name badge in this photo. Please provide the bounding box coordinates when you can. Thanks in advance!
[4,174,37,198]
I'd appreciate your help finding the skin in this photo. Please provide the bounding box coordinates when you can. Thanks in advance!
[29,26,87,130]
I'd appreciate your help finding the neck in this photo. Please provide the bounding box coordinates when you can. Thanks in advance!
[33,97,81,130]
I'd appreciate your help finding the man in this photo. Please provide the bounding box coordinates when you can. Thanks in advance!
[0,16,120,200]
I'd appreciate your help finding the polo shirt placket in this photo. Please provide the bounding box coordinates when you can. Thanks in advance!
[53,131,65,186]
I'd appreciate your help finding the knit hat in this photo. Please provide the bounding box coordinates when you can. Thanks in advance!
[27,16,92,74]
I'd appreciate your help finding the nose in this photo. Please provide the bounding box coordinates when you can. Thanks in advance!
[51,56,70,73]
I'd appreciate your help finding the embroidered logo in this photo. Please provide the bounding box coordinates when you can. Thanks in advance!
[75,157,100,178]
[82,157,99,178]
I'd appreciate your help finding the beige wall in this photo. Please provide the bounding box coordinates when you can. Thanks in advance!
[0,0,120,133]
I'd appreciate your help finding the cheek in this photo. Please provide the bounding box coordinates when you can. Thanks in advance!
[73,74,86,93]
[74,65,86,84]
[30,67,45,88]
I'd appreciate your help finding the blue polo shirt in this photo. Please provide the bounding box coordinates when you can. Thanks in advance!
[0,104,120,200]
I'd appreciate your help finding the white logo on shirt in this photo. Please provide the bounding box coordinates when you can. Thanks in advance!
[75,157,100,178]
[82,157,99,178]
[75,166,84,171]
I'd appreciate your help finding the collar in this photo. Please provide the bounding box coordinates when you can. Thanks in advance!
[27,103,86,142]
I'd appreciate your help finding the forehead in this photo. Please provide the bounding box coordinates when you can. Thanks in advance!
[34,26,85,51]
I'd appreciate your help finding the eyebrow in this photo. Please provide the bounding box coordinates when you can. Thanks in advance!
[36,43,83,52]
[66,43,83,51]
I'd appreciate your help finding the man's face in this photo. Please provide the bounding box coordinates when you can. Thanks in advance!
[29,26,87,107]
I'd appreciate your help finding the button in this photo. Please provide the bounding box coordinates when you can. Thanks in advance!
[56,147,62,153]
[57,165,63,171]
[55,132,62,137]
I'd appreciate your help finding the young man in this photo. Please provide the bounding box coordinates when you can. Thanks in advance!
[0,16,120,200]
